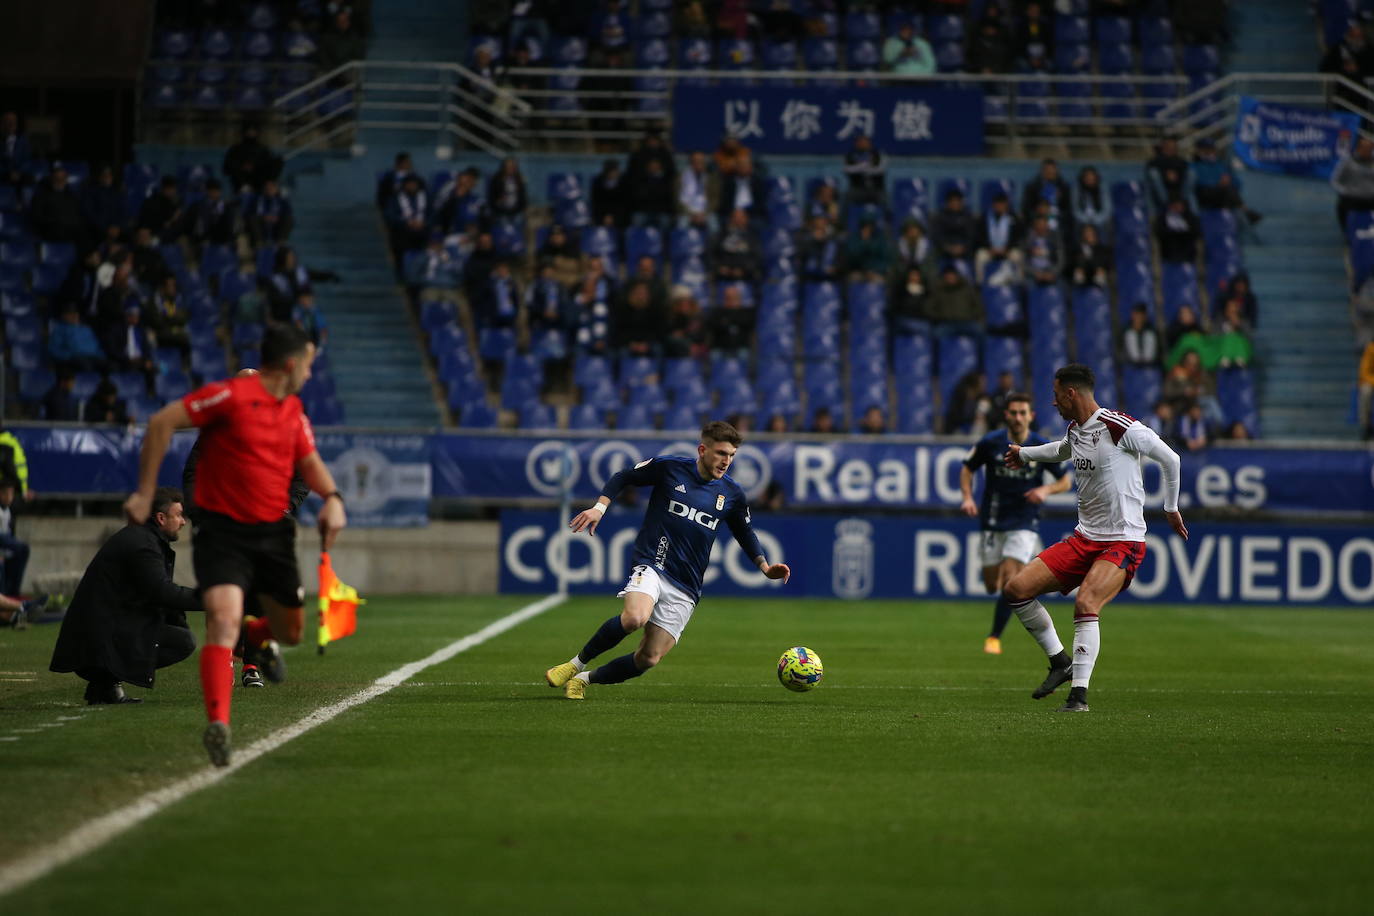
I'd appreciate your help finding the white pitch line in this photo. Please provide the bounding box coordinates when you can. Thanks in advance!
[0,592,565,900]
[403,680,1371,697]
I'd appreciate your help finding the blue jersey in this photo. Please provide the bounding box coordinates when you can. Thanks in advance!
[602,455,763,602]
[962,429,1068,532]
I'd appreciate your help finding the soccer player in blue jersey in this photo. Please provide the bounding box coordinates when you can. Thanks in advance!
[959,392,1072,655]
[544,421,791,699]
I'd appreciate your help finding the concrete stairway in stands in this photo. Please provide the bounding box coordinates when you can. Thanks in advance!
[1229,0,1319,74]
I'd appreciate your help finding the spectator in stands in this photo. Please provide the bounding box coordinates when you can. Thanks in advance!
[894,219,933,279]
[386,174,429,265]
[590,0,630,54]
[60,247,105,325]
[183,177,238,247]
[983,371,1018,429]
[675,0,711,38]
[974,191,1023,286]
[1021,158,1071,231]
[406,231,461,299]
[1220,273,1257,326]
[709,284,756,359]
[292,293,328,350]
[798,214,843,283]
[591,159,627,228]
[588,47,635,133]
[1066,224,1110,288]
[1155,197,1201,264]
[764,414,788,436]
[713,208,762,284]
[1331,137,1374,235]
[717,156,763,223]
[882,20,936,76]
[931,188,977,270]
[138,176,182,240]
[508,1,551,56]
[317,8,365,73]
[573,258,614,356]
[843,135,887,207]
[266,246,312,324]
[858,405,887,436]
[1072,166,1112,236]
[810,407,836,435]
[484,259,521,330]
[435,169,485,236]
[31,164,86,245]
[927,263,985,342]
[466,45,499,108]
[527,259,571,351]
[223,122,282,193]
[630,255,670,315]
[944,370,990,436]
[1146,137,1192,211]
[1224,420,1251,441]
[1165,303,1201,351]
[967,4,1013,74]
[148,274,191,354]
[42,371,82,422]
[376,152,419,211]
[1321,21,1374,80]
[627,128,677,186]
[463,231,499,313]
[284,16,320,61]
[1193,138,1262,225]
[1358,340,1374,439]
[888,266,931,336]
[131,226,170,288]
[1178,401,1210,452]
[0,111,32,186]
[1163,350,1222,424]
[250,177,293,245]
[104,305,156,376]
[487,157,528,223]
[665,285,707,359]
[1022,214,1062,286]
[1015,1,1054,68]
[1120,303,1161,368]
[1145,400,1179,446]
[96,256,143,339]
[807,181,842,228]
[536,223,583,288]
[48,303,108,374]
[613,280,663,357]
[845,214,891,282]
[629,157,676,232]
[714,134,752,178]
[81,164,125,246]
[678,151,715,230]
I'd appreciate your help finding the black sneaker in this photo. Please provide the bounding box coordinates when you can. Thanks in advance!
[241,665,265,689]
[244,639,286,683]
[1031,663,1074,699]
[1058,686,1090,712]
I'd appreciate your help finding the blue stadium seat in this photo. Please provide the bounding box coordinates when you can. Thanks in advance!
[200,29,235,59]
[1139,17,1174,48]
[679,37,712,68]
[1160,263,1201,322]
[1098,42,1135,75]
[891,178,928,228]
[0,186,18,212]
[718,39,756,69]
[1056,80,1093,119]
[1121,366,1163,420]
[0,212,30,242]
[669,225,706,263]
[18,367,55,405]
[158,29,194,58]
[636,38,671,68]
[479,327,517,362]
[551,35,588,65]
[458,401,499,428]
[30,262,63,296]
[7,340,43,371]
[155,372,192,401]
[937,335,980,406]
[928,14,965,42]
[983,286,1024,333]
[0,241,35,268]
[0,263,25,292]
[1141,43,1177,74]
[635,74,669,114]
[935,42,965,72]
[568,403,604,431]
[803,37,838,70]
[977,179,1016,214]
[546,172,583,203]
[618,355,660,388]
[246,3,276,29]
[637,11,672,39]
[846,11,881,40]
[983,336,1025,386]
[1054,43,1092,74]
[243,31,276,60]
[761,39,798,70]
[191,86,225,110]
[109,370,148,402]
[663,405,701,432]
[519,403,557,429]
[1095,16,1133,43]
[625,225,663,265]
[554,197,592,230]
[847,39,880,70]
[616,404,654,431]
[767,200,802,232]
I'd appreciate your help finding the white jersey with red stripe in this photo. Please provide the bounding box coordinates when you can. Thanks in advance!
[1019,407,1182,542]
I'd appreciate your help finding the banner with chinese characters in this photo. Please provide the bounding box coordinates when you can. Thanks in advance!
[1233,95,1360,179]
[671,85,984,156]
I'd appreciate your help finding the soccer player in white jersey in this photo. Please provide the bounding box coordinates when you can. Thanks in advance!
[1001,364,1187,712]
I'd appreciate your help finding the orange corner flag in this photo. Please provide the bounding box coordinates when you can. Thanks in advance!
[317,551,365,654]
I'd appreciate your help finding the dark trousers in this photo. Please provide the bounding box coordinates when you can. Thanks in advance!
[0,533,28,597]
[76,623,197,685]
[1337,196,1374,236]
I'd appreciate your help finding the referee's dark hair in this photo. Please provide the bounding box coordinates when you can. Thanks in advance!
[152,486,184,517]
[1054,363,1096,391]
[262,324,313,369]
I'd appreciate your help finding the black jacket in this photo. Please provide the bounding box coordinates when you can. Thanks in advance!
[49,521,201,688]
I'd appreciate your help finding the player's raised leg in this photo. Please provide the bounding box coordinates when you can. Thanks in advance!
[1058,559,1128,713]
[201,584,247,766]
[1002,557,1075,698]
[244,592,303,684]
[546,587,654,688]
[566,622,676,699]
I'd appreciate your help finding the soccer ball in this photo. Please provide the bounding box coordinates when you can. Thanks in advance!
[777,646,824,692]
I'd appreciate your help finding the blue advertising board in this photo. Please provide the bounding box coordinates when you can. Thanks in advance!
[500,511,1374,607]
[1233,95,1360,179]
[671,85,985,156]
[297,432,432,527]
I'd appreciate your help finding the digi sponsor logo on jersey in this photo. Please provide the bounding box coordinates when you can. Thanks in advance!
[668,499,720,530]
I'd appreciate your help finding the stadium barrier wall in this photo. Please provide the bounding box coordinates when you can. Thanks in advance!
[500,512,1374,607]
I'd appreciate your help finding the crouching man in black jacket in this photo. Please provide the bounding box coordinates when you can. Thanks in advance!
[50,487,202,704]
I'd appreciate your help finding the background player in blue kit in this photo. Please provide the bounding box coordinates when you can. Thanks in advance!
[959,392,1071,655]
[545,421,791,700]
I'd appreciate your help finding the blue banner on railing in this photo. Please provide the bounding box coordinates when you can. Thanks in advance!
[1233,95,1360,179]
[671,85,984,156]
[298,432,432,528]
[500,511,1374,607]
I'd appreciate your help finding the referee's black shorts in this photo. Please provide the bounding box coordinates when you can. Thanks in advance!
[192,510,303,609]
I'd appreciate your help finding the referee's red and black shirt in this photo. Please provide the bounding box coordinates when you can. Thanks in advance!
[182,374,317,524]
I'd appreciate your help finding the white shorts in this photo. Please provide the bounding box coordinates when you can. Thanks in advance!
[980,529,1043,567]
[617,564,697,642]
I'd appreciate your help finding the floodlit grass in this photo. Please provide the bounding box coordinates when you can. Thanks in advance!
[2,596,1372,914]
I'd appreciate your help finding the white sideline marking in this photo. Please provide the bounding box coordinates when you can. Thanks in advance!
[404,680,1369,697]
[0,592,565,899]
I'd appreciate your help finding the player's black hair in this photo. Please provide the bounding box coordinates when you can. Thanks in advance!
[152,486,184,518]
[1054,363,1096,391]
[262,324,312,369]
[1004,391,1033,408]
[701,420,742,447]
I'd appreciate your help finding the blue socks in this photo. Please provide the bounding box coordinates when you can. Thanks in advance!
[989,594,1014,639]
[589,653,645,685]
[578,615,628,666]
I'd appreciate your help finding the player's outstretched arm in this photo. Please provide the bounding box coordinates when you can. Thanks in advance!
[958,465,979,516]
[1122,424,1187,541]
[1165,510,1188,541]
[755,556,791,584]
[125,400,193,524]
[299,451,348,550]
[569,497,611,535]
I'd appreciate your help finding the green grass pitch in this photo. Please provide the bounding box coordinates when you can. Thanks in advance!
[1,595,1372,914]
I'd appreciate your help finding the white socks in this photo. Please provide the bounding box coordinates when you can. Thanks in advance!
[572,671,590,684]
[1012,598,1064,658]
[1072,616,1100,689]
[569,655,586,672]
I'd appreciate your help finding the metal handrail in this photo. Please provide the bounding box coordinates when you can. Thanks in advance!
[509,65,1188,85]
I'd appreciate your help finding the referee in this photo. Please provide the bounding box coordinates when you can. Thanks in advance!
[124,324,346,766]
